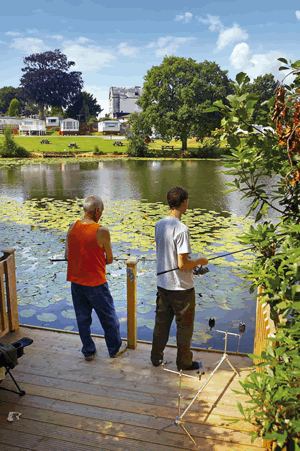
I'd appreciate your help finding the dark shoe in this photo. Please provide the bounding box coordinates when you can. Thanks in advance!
[111,342,127,358]
[177,361,202,371]
[151,359,163,367]
[85,350,96,361]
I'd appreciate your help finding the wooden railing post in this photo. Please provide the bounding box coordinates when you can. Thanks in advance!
[253,285,276,371]
[126,257,138,349]
[1,248,19,333]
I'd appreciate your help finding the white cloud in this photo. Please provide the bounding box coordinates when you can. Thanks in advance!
[6,31,22,37]
[175,12,193,23]
[230,43,253,69]
[215,23,248,52]
[230,43,292,81]
[198,15,222,31]
[118,42,139,57]
[26,29,39,34]
[149,36,195,57]
[10,37,48,54]
[62,43,116,71]
[84,84,110,117]
[296,11,300,20]
[198,14,248,52]
[76,37,91,44]
[48,34,64,40]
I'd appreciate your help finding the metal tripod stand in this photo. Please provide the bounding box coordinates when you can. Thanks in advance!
[159,330,241,448]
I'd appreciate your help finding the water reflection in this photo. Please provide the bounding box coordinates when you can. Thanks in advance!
[0,160,247,215]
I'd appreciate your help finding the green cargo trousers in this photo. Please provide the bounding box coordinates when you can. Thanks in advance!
[151,286,195,370]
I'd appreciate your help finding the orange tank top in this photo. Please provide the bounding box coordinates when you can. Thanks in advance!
[67,221,107,286]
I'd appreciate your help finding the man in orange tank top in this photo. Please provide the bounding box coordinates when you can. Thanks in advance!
[65,195,127,361]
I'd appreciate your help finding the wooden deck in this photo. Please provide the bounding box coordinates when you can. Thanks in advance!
[0,327,265,451]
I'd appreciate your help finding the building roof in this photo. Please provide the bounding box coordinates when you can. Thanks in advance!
[109,86,143,98]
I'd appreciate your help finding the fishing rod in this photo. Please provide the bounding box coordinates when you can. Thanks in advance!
[158,246,253,276]
[50,246,253,276]
[49,257,157,262]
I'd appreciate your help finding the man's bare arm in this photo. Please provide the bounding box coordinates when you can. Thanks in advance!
[97,226,114,264]
[178,253,208,271]
[64,223,76,261]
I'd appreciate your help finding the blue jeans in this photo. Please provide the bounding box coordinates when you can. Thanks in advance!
[71,282,122,358]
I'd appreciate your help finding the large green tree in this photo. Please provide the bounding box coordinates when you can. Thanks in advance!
[235,73,278,121]
[7,98,21,117]
[137,56,233,150]
[66,91,103,122]
[20,49,83,120]
[0,87,23,115]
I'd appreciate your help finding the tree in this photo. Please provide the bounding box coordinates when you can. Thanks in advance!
[127,111,152,157]
[0,86,23,115]
[0,126,29,158]
[66,91,103,122]
[235,73,278,121]
[20,49,83,120]
[7,98,21,117]
[137,56,233,151]
[45,106,67,118]
[208,58,300,450]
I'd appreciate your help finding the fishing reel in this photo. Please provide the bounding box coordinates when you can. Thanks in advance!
[193,265,209,275]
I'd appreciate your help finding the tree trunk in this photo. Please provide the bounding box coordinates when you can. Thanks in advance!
[181,134,188,154]
[39,103,45,120]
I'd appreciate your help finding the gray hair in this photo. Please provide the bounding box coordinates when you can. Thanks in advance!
[83,195,104,214]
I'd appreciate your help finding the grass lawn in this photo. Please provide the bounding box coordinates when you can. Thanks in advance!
[0,135,128,155]
[0,135,228,157]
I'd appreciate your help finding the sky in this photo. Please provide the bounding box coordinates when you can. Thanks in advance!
[0,1,299,117]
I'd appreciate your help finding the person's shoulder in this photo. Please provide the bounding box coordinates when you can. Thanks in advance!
[97,225,110,237]
[176,220,189,233]
[67,221,77,233]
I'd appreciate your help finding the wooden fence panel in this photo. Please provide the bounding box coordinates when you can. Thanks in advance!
[253,285,276,372]
[0,248,19,338]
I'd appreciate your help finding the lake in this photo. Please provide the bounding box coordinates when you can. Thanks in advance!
[0,159,258,353]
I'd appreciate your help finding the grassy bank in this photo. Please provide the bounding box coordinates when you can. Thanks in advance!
[0,135,230,157]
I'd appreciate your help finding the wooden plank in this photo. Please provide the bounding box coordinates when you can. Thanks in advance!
[0,409,263,450]
[0,328,253,367]
[0,379,256,440]
[3,250,19,332]
[9,355,250,408]
[126,258,138,349]
[0,261,9,337]
[0,402,263,447]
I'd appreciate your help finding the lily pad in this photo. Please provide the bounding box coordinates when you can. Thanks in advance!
[36,313,57,322]
[19,309,36,318]
[61,309,76,319]
[137,304,152,314]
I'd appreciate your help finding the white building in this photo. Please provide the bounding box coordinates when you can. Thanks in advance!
[60,118,80,135]
[46,117,62,128]
[109,86,143,118]
[98,120,121,135]
[19,119,46,136]
[0,116,22,132]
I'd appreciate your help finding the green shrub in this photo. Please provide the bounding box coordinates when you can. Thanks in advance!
[189,137,222,158]
[127,134,148,157]
[0,127,29,158]
[93,145,105,155]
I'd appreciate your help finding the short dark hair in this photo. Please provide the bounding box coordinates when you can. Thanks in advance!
[167,186,189,209]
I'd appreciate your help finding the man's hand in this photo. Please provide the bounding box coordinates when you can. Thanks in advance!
[178,253,208,270]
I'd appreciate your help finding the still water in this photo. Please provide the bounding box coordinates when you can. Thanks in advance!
[0,159,257,353]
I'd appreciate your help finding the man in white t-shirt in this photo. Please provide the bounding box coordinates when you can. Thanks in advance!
[151,186,208,371]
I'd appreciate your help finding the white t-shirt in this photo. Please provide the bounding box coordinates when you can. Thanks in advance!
[155,216,193,290]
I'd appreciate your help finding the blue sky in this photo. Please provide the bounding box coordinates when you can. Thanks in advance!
[0,1,299,116]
